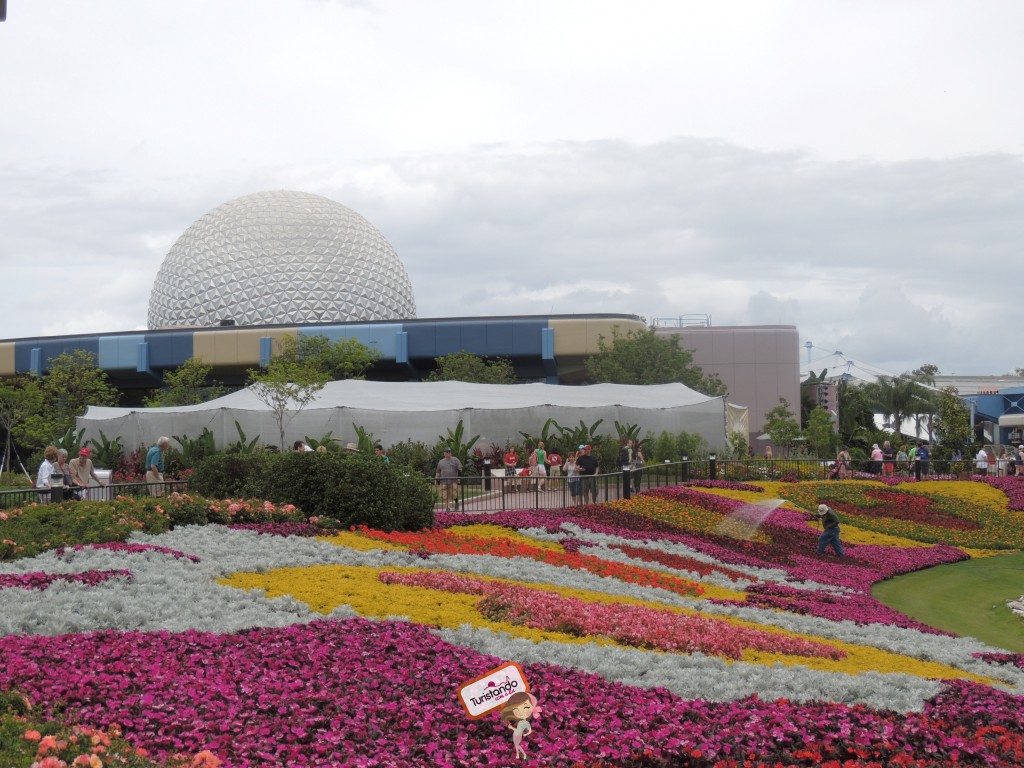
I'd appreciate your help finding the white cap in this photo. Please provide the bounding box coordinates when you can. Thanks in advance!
[817,504,829,515]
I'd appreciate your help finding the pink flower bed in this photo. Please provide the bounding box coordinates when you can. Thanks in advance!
[710,582,952,635]
[0,620,1021,767]
[379,571,845,660]
[0,569,133,592]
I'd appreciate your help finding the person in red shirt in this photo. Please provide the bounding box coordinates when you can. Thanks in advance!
[503,448,520,491]
[547,448,563,489]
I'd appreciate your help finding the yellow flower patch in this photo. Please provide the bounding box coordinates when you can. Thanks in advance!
[316,531,406,551]
[914,480,1009,511]
[446,524,565,552]
[220,565,618,647]
[821,522,932,548]
[219,564,992,683]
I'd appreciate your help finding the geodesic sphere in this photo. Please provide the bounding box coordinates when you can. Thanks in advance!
[147,190,417,328]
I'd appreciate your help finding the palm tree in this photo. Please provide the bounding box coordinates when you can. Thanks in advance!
[869,375,934,439]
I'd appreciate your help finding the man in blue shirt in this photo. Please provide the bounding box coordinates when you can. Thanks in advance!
[146,436,171,496]
[917,442,930,477]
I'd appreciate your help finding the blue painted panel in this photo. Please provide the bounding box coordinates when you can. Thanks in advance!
[145,332,194,369]
[260,337,273,368]
[298,324,400,360]
[540,327,555,360]
[434,322,463,355]
[303,324,372,346]
[15,338,100,374]
[485,322,515,356]
[99,334,146,370]
[365,325,400,359]
[512,319,546,356]
[405,322,437,359]
[395,332,409,365]
[459,322,488,355]
[137,343,155,375]
[974,394,1005,422]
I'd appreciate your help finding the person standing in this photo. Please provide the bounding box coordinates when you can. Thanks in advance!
[146,436,171,497]
[434,447,462,512]
[503,446,520,491]
[881,441,895,477]
[374,444,390,465]
[917,442,930,476]
[565,450,580,503]
[631,443,645,493]
[547,447,563,489]
[55,449,77,500]
[895,445,909,477]
[837,446,852,479]
[69,447,106,500]
[869,444,883,475]
[530,441,548,491]
[575,444,599,504]
[975,446,989,476]
[813,503,844,557]
[35,445,59,504]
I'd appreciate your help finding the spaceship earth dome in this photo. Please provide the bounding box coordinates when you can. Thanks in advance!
[147,190,417,328]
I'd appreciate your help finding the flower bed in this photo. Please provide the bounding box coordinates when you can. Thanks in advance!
[1,480,1023,766]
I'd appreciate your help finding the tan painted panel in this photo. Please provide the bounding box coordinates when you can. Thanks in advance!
[551,318,645,356]
[192,333,218,364]
[193,329,296,365]
[0,342,15,377]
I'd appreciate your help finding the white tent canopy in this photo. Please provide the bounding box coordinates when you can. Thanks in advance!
[78,380,740,452]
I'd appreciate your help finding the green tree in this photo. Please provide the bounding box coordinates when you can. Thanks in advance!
[426,352,517,384]
[248,360,329,450]
[20,350,119,449]
[276,334,380,380]
[911,363,940,385]
[836,378,876,452]
[0,376,44,472]
[144,357,227,407]
[864,375,936,442]
[804,407,837,458]
[932,386,972,460]
[584,328,727,397]
[764,398,802,457]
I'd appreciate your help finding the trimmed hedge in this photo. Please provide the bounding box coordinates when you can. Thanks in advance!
[191,452,434,531]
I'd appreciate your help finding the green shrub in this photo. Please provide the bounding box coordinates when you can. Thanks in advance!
[0,498,172,561]
[192,452,433,531]
[191,453,273,498]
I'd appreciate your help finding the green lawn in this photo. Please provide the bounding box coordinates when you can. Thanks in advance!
[872,551,1024,653]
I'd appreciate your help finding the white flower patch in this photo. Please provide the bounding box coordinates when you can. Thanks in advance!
[432,625,944,713]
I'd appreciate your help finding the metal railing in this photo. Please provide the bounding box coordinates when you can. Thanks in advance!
[4,459,1017,514]
[0,480,190,511]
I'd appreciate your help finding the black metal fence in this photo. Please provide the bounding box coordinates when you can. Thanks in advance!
[2,458,1014,514]
[0,480,190,511]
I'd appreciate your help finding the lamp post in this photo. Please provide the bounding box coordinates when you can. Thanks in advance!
[709,452,717,481]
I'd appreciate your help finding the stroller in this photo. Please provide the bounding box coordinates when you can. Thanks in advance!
[827,461,841,480]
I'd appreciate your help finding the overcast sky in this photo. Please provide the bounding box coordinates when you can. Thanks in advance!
[2,1,1023,377]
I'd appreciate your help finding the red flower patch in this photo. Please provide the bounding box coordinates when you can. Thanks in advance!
[832,489,981,531]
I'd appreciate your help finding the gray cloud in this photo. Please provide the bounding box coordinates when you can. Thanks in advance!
[3,139,1023,376]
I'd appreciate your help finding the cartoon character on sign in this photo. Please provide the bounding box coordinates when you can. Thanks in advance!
[499,691,539,760]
